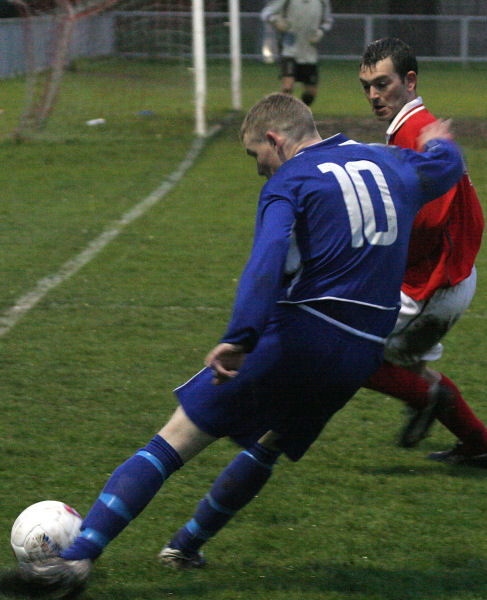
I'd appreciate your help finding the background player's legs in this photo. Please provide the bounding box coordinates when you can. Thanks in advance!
[366,272,487,456]
[281,75,295,94]
[279,57,296,95]
[298,63,318,105]
[401,361,487,456]
[301,83,317,105]
[431,371,487,455]
[366,361,487,455]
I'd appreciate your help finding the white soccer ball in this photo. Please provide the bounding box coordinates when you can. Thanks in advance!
[11,500,82,565]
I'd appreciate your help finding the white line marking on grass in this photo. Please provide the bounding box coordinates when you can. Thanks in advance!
[0,124,223,338]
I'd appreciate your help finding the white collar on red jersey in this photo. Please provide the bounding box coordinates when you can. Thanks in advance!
[386,97,425,141]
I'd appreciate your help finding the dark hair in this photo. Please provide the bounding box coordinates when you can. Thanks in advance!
[360,37,418,79]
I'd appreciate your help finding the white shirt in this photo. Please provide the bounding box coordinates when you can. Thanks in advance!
[261,0,333,64]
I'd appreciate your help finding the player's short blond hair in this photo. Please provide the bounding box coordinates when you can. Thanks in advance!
[241,93,318,144]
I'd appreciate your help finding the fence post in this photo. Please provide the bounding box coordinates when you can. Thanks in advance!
[460,17,469,67]
[364,15,374,50]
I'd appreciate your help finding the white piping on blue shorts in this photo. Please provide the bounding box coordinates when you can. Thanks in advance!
[298,303,386,345]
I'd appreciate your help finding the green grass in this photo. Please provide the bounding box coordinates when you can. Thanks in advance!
[0,59,487,600]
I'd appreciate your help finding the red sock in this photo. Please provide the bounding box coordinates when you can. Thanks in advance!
[436,374,487,455]
[366,364,487,455]
[365,362,431,410]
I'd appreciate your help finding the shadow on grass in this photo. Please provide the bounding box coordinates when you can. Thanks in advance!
[360,464,487,479]
[0,568,97,600]
[164,558,487,600]
[3,557,486,600]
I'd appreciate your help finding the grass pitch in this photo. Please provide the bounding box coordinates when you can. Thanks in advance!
[0,59,486,600]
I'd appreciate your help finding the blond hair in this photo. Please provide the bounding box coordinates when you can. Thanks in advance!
[241,93,318,144]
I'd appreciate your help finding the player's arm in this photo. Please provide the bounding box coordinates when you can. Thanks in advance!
[261,0,291,32]
[412,120,459,228]
[395,119,459,229]
[416,119,454,152]
[219,196,295,354]
[319,0,333,31]
[309,0,333,43]
[401,121,464,204]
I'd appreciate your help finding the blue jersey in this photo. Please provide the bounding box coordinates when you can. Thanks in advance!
[221,134,463,352]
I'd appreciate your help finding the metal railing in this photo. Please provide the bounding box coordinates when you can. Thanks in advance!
[250,12,487,63]
[1,11,486,79]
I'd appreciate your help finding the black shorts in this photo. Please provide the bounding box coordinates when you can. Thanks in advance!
[280,58,318,85]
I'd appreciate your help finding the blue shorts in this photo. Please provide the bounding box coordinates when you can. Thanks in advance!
[175,304,384,461]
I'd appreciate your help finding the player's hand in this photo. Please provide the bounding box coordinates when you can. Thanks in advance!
[308,28,324,44]
[418,119,453,150]
[270,16,291,32]
[205,343,246,385]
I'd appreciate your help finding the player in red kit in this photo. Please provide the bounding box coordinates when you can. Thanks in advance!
[359,37,486,465]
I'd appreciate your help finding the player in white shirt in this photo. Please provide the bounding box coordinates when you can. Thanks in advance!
[261,0,333,105]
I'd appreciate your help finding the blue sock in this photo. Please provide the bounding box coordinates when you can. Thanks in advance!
[168,442,280,554]
[61,435,182,561]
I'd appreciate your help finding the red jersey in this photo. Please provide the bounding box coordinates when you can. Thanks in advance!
[386,97,483,300]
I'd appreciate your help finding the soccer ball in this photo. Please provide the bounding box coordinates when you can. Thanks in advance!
[11,500,82,566]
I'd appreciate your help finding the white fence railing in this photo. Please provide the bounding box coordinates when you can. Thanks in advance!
[1,11,487,79]
[257,13,487,63]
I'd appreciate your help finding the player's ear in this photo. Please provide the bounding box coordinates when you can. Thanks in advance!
[266,131,279,150]
[405,70,417,92]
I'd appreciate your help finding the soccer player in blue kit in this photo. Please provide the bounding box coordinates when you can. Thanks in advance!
[26,93,464,587]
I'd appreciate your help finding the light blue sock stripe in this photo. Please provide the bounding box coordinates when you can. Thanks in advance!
[186,518,212,541]
[99,493,133,521]
[80,528,110,549]
[243,450,273,471]
[206,493,236,516]
[136,450,167,479]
